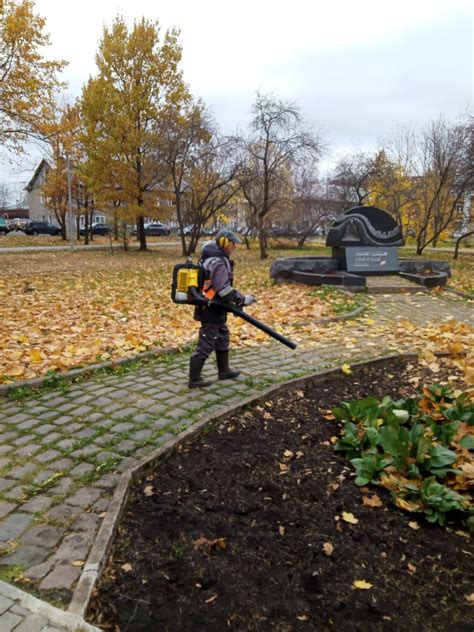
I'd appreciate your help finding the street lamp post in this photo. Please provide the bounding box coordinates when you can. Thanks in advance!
[66,152,75,251]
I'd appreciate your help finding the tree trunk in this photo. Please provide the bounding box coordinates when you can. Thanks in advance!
[138,215,147,251]
[188,233,199,255]
[258,227,268,259]
[454,230,474,259]
[84,213,90,245]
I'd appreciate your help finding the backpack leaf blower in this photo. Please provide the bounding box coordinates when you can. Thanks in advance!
[171,260,297,350]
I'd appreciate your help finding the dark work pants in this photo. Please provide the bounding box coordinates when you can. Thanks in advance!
[192,322,230,360]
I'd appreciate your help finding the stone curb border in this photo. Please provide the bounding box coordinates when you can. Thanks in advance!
[444,286,474,300]
[67,351,420,622]
[0,344,187,397]
[0,306,366,398]
[0,578,100,631]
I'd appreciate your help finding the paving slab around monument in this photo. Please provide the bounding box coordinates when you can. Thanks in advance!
[0,291,472,630]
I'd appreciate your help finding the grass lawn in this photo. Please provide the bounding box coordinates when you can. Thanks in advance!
[0,243,358,383]
[0,240,472,384]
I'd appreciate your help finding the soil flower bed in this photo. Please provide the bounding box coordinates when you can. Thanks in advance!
[88,357,473,631]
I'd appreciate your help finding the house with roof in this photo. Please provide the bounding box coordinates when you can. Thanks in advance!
[25,159,57,224]
[25,159,106,228]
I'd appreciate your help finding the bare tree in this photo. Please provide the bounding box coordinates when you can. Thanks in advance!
[184,135,242,255]
[292,165,335,247]
[241,92,324,259]
[330,150,383,207]
[0,184,10,212]
[158,99,213,255]
[409,117,473,254]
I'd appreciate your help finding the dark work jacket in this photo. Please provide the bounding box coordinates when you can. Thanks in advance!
[194,241,244,324]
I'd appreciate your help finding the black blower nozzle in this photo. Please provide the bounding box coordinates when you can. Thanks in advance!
[187,286,297,350]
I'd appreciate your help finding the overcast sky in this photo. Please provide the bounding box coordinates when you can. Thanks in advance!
[2,0,472,204]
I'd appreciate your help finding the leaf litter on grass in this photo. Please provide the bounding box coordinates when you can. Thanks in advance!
[0,248,473,384]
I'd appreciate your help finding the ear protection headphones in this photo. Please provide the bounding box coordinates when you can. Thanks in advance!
[218,236,230,249]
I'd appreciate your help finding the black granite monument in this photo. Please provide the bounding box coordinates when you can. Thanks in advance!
[270,206,450,290]
[326,206,404,274]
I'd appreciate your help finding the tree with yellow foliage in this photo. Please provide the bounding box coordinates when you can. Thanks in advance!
[40,102,83,239]
[0,0,66,154]
[366,150,418,241]
[80,15,189,250]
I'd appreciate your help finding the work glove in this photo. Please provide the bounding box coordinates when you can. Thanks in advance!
[243,294,257,305]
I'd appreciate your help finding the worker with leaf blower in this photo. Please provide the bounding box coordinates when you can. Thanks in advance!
[189,229,257,388]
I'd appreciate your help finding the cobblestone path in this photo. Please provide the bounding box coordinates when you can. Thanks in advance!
[0,292,472,631]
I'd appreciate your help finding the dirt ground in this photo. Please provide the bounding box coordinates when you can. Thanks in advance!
[88,357,473,632]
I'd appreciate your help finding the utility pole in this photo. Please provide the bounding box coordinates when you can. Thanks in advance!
[66,152,75,251]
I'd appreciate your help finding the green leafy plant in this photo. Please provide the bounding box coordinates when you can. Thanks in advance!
[333,383,473,526]
[420,478,468,525]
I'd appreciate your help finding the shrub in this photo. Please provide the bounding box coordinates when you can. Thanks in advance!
[333,384,473,526]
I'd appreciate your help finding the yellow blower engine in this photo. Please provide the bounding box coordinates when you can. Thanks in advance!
[171,260,202,305]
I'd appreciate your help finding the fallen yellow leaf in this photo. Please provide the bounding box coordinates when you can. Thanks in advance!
[362,494,383,508]
[342,512,359,524]
[322,542,334,556]
[454,530,470,539]
[394,497,421,512]
[71,560,84,567]
[6,365,24,377]
[29,349,43,364]
[341,363,352,374]
[352,580,373,590]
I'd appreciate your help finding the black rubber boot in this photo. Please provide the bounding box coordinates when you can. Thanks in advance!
[188,356,213,388]
[216,351,241,380]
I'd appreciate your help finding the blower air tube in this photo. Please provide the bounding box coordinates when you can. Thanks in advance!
[188,286,297,350]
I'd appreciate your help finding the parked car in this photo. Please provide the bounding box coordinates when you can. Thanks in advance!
[131,222,170,236]
[0,218,9,235]
[79,222,110,236]
[144,222,170,236]
[23,221,61,236]
[178,225,218,237]
[7,218,29,231]
[178,225,197,236]
[202,226,218,236]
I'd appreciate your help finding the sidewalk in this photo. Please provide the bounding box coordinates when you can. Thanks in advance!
[1,240,473,255]
[0,292,472,631]
[0,241,179,254]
